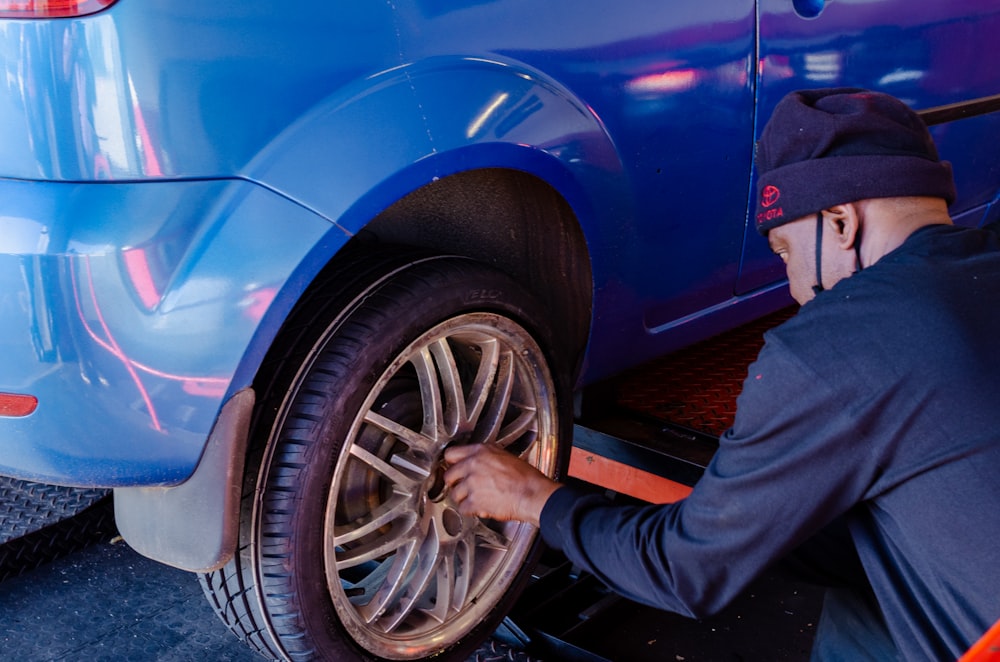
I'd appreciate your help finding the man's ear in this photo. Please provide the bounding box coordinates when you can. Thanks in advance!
[824,204,860,250]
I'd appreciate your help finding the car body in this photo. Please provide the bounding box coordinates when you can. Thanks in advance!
[2,1,1000,660]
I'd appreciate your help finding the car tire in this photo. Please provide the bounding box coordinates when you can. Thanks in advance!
[200,248,569,661]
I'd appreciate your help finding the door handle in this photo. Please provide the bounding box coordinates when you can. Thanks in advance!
[793,0,826,18]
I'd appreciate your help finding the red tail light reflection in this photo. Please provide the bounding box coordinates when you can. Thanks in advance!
[0,0,116,18]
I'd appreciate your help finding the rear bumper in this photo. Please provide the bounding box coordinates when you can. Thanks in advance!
[0,177,335,486]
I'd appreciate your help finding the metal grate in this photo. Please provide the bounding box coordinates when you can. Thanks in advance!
[0,494,116,582]
[0,477,110,545]
[613,308,796,436]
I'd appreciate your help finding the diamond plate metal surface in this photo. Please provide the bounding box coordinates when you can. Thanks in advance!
[613,308,796,436]
[0,494,115,583]
[0,478,110,545]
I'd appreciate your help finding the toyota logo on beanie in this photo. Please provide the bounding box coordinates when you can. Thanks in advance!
[754,88,956,236]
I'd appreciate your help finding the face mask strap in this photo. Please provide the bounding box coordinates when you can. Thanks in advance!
[855,221,864,272]
[812,211,825,295]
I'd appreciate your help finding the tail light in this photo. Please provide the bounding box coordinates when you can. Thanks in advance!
[0,0,117,18]
[0,393,38,417]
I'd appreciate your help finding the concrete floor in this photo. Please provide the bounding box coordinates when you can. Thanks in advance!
[0,532,821,661]
[0,539,258,661]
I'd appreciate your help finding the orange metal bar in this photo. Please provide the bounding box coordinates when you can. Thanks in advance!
[568,446,693,504]
[960,619,1000,662]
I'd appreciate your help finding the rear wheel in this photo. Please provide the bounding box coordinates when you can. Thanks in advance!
[201,251,568,661]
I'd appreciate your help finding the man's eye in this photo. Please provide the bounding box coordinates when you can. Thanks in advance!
[776,251,788,263]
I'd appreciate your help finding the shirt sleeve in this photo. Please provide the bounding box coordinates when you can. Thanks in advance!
[540,333,886,618]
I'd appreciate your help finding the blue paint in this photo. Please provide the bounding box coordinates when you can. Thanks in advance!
[1,0,999,485]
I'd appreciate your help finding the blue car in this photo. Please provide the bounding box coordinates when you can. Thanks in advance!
[2,1,999,659]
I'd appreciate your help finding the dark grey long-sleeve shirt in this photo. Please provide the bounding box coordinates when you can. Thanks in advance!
[541,224,1000,661]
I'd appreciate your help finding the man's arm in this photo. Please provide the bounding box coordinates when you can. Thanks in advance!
[447,325,882,618]
[538,333,887,617]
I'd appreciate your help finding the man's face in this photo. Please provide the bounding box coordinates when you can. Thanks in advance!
[768,215,823,305]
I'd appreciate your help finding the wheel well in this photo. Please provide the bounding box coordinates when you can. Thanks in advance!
[343,168,592,377]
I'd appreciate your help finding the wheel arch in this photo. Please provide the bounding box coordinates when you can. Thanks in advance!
[245,54,629,377]
[352,167,593,380]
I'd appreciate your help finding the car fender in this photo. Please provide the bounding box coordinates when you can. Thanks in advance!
[243,55,630,281]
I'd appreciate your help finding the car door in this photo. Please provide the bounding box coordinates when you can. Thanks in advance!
[738,0,1000,294]
[512,1,760,379]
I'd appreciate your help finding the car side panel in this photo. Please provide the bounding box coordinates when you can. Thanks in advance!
[0,178,338,485]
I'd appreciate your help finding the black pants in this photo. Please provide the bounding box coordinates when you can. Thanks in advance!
[779,517,899,661]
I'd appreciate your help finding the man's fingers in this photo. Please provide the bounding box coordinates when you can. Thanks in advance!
[443,443,482,465]
[444,443,504,485]
[447,481,487,518]
[448,479,468,504]
[443,453,475,488]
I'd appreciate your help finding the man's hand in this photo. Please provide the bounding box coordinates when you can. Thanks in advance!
[444,443,562,527]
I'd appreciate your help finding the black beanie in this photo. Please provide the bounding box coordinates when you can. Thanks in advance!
[755,88,956,235]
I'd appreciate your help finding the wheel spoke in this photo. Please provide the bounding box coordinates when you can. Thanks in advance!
[410,345,447,442]
[356,538,421,624]
[348,444,422,489]
[457,337,500,433]
[450,537,473,613]
[363,409,436,458]
[334,446,425,570]
[428,336,502,437]
[423,549,457,623]
[426,337,464,437]
[377,525,447,633]
[335,512,420,570]
[472,349,515,445]
[495,406,538,451]
[334,491,414,546]
[472,519,511,552]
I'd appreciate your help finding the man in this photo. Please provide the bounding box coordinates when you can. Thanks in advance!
[444,88,1000,660]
